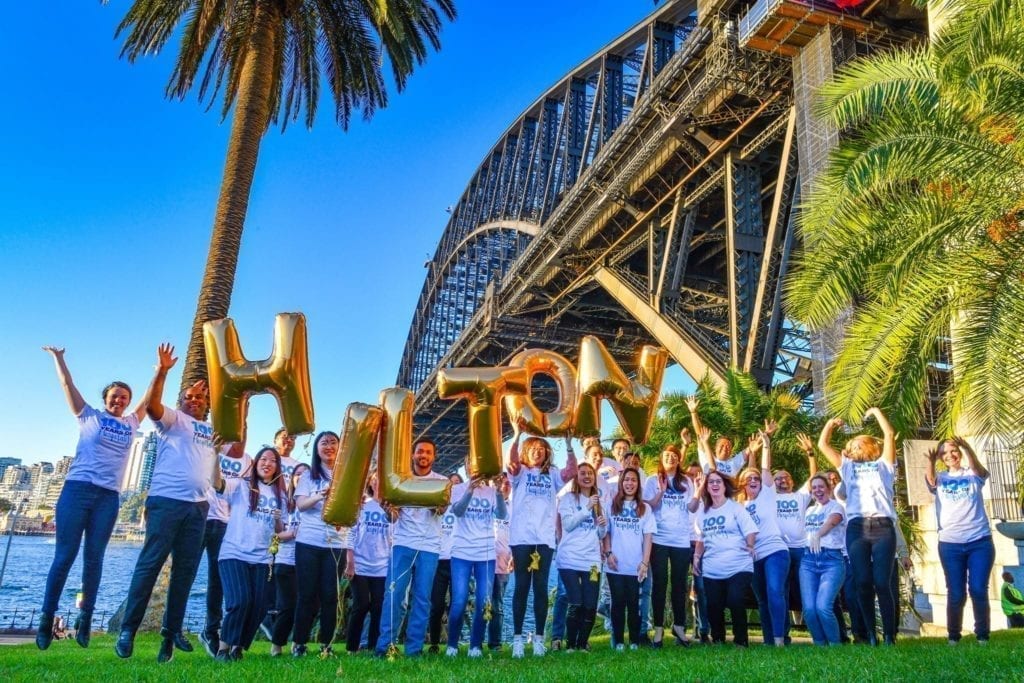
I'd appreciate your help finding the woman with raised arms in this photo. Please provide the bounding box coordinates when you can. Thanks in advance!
[556,462,609,652]
[693,470,758,647]
[506,429,577,658]
[211,446,286,661]
[604,467,656,650]
[36,346,149,650]
[643,444,700,647]
[799,473,847,645]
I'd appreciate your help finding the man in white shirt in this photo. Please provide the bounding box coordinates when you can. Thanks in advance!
[115,345,243,664]
[374,438,448,657]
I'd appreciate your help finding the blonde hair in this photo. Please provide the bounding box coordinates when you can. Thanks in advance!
[844,434,881,462]
[734,467,762,502]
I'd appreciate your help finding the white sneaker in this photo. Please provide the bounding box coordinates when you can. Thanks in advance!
[512,635,525,659]
[531,635,546,656]
[629,643,638,651]
[468,647,482,658]
[615,643,625,652]
[445,646,458,657]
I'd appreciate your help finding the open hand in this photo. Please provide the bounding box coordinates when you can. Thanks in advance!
[796,432,814,455]
[157,343,178,371]
[42,346,66,358]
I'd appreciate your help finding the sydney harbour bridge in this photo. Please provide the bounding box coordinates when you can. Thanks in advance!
[397,0,927,470]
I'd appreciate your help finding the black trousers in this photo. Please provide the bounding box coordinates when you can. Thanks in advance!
[560,568,599,649]
[846,517,897,641]
[293,542,346,646]
[429,559,452,646]
[704,571,753,646]
[121,496,208,636]
[347,575,386,652]
[607,572,643,646]
[510,544,554,636]
[270,563,297,646]
[200,519,227,638]
[651,544,692,629]
[219,559,270,649]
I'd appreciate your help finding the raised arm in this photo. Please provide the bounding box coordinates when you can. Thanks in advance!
[145,343,178,422]
[506,425,523,476]
[561,435,578,483]
[696,425,714,472]
[759,431,772,481]
[796,432,818,486]
[686,395,704,435]
[818,418,845,470]
[925,445,940,489]
[451,480,477,517]
[865,407,896,465]
[494,484,508,520]
[955,436,989,479]
[43,347,85,416]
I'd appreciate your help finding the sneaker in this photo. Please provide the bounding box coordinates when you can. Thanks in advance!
[199,631,219,659]
[259,621,274,642]
[215,649,233,663]
[948,639,959,646]
[978,639,988,647]
[428,644,440,654]
[468,647,482,658]
[532,635,546,656]
[629,643,638,651]
[270,645,282,657]
[319,645,336,658]
[445,646,458,657]
[551,638,562,651]
[565,647,576,653]
[292,643,307,657]
[615,644,625,652]
[512,635,525,659]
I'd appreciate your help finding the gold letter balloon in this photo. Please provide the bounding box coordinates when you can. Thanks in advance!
[203,313,315,443]
[502,349,578,436]
[376,387,452,506]
[322,403,382,527]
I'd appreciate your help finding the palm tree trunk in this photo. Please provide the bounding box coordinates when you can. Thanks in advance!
[180,2,281,390]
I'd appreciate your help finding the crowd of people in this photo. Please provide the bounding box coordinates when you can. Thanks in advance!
[31,345,1017,663]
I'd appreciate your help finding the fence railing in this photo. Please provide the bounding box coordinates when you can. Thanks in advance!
[987,448,1023,522]
[0,607,208,634]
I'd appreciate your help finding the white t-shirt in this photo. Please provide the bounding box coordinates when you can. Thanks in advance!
[294,471,348,549]
[280,455,302,489]
[840,456,896,520]
[148,408,217,502]
[450,483,499,562]
[510,465,568,548]
[698,446,748,478]
[775,491,812,548]
[391,471,449,554]
[207,452,252,522]
[695,499,758,579]
[556,492,606,571]
[218,478,283,564]
[275,510,299,566]
[439,507,456,560]
[741,486,789,559]
[607,500,657,576]
[495,514,511,575]
[642,474,695,547]
[804,499,846,550]
[67,405,140,492]
[930,469,991,544]
[352,498,392,577]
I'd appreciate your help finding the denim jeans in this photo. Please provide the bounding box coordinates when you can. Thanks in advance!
[448,558,494,650]
[375,545,439,655]
[783,546,804,641]
[846,517,897,641]
[640,571,653,632]
[752,548,791,643]
[551,575,568,640]
[488,573,509,648]
[800,548,846,645]
[122,496,209,635]
[938,536,996,641]
[200,519,227,638]
[42,480,120,615]
[691,572,710,637]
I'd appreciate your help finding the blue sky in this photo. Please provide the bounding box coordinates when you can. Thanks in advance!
[0,1,695,467]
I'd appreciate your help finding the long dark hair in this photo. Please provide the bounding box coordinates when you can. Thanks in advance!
[250,447,285,515]
[611,468,647,517]
[700,470,737,512]
[311,431,339,482]
[288,463,310,513]
[657,444,687,493]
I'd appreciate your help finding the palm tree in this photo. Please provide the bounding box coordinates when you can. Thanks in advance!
[784,0,1024,439]
[110,0,457,388]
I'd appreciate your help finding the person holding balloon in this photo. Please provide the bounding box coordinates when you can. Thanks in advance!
[507,429,577,658]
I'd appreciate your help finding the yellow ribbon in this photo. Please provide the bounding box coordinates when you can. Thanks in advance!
[528,550,541,572]
[589,565,600,582]
[268,534,280,582]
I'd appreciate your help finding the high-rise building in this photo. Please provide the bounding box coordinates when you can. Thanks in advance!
[0,457,21,481]
[54,455,73,477]
[28,462,54,489]
[123,431,158,493]
[2,465,30,488]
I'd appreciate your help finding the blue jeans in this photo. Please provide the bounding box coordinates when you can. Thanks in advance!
[42,480,120,614]
[640,571,652,631]
[752,548,791,643]
[488,574,509,648]
[375,545,439,655]
[551,576,568,640]
[691,572,710,637]
[783,547,804,641]
[800,548,846,645]
[938,536,996,641]
[448,558,494,650]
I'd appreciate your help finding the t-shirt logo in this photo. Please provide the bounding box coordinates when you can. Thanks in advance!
[745,503,761,525]
[805,511,827,532]
[613,506,642,533]
[525,472,553,496]
[361,508,392,536]
[442,513,456,532]
[939,478,971,502]
[192,421,213,447]
[777,498,801,519]
[220,455,245,476]
[99,416,133,446]
[702,514,729,539]
[465,496,494,522]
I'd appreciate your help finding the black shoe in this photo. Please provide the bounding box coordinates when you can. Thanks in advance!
[292,643,307,657]
[157,637,174,663]
[699,633,712,645]
[319,645,335,658]
[215,649,233,662]
[198,631,219,658]
[35,614,54,651]
[428,644,440,654]
[171,632,193,652]
[229,646,244,661]
[74,611,92,648]
[114,630,134,659]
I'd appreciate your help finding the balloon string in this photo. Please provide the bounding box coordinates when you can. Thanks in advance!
[383,542,419,661]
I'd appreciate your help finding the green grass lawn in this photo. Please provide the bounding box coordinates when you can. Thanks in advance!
[2,632,1023,682]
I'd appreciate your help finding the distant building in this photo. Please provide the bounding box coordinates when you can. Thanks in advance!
[28,462,54,489]
[0,457,21,480]
[54,455,73,477]
[2,465,29,489]
[123,431,158,493]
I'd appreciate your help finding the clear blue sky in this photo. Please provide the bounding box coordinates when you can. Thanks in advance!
[0,1,695,466]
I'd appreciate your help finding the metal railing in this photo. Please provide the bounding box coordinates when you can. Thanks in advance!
[0,607,209,635]
[987,448,1024,522]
